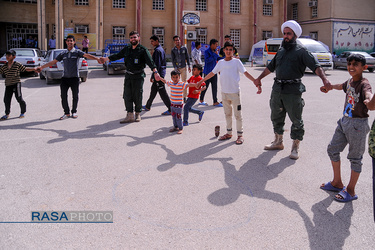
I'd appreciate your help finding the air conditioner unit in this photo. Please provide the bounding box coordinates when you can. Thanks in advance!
[308,1,317,7]
[187,31,197,40]
[263,0,274,4]
[310,33,318,40]
[197,29,207,36]
[114,28,125,35]
[154,28,164,36]
[75,26,88,33]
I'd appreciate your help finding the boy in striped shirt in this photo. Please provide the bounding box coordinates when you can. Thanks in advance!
[0,50,37,120]
[161,70,199,134]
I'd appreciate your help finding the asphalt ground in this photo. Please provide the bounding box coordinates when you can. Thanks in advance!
[0,65,374,249]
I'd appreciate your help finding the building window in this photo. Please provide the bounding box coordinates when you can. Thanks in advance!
[292,3,298,20]
[152,27,165,47]
[52,0,55,4]
[263,4,272,16]
[75,0,89,5]
[262,31,273,40]
[152,0,164,10]
[195,28,207,44]
[6,23,37,50]
[3,0,37,3]
[230,0,240,14]
[312,6,318,18]
[230,29,240,48]
[196,0,207,11]
[309,32,318,40]
[113,0,125,8]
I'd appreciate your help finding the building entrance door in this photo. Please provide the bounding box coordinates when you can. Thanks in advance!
[6,23,38,49]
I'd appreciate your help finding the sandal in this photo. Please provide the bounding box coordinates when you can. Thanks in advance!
[169,127,179,132]
[215,126,220,137]
[177,130,183,134]
[218,133,232,141]
[0,115,9,120]
[19,113,25,119]
[236,136,244,145]
[59,114,70,120]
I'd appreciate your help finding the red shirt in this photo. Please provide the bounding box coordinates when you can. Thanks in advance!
[187,75,206,99]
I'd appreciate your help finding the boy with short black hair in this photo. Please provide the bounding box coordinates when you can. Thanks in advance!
[183,64,206,126]
[320,53,372,202]
[198,42,261,144]
[161,70,198,134]
[0,50,37,120]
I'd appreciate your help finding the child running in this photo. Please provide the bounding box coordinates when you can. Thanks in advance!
[183,64,206,126]
[161,70,198,134]
[320,53,372,202]
[197,41,261,144]
[0,50,37,120]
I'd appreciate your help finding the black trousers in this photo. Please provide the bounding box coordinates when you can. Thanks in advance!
[4,83,26,115]
[199,74,218,103]
[145,80,171,112]
[60,77,79,114]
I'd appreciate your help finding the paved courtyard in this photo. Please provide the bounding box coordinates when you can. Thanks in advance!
[0,65,374,249]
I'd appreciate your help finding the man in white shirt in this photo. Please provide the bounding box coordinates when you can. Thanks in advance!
[191,41,202,66]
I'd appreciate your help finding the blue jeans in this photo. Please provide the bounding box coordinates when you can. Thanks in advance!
[183,97,202,123]
[171,104,183,130]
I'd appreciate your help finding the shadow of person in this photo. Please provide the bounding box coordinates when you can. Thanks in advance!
[208,151,315,235]
[124,128,236,173]
[46,119,127,143]
[309,196,353,250]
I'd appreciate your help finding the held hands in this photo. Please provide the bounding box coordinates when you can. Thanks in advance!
[98,57,107,64]
[320,86,330,93]
[35,67,42,73]
[253,79,262,94]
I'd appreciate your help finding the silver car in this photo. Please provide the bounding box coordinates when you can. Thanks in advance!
[334,51,375,72]
[0,48,43,76]
[40,49,89,84]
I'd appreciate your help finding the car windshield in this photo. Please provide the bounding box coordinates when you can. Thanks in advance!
[13,49,35,57]
[304,44,328,53]
[52,50,64,59]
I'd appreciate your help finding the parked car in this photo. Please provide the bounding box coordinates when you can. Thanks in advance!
[40,49,88,84]
[370,52,375,58]
[333,51,375,72]
[0,48,43,76]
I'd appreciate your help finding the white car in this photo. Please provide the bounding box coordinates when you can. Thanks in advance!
[0,48,43,76]
[40,49,89,84]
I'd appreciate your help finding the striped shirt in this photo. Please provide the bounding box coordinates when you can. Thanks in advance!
[166,80,187,104]
[0,61,27,86]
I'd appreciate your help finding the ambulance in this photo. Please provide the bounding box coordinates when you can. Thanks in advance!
[263,38,333,71]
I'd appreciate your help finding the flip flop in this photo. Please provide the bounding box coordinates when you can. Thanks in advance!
[320,181,345,192]
[334,190,358,203]
[236,136,244,145]
[215,126,220,137]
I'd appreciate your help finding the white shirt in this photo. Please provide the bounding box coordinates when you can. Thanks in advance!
[191,48,202,65]
[211,58,246,93]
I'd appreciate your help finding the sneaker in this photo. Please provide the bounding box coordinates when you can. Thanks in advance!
[59,114,70,120]
[0,115,9,120]
[72,113,78,119]
[198,111,204,121]
[213,102,223,107]
[142,105,150,111]
[19,113,25,119]
[183,121,189,126]
[198,101,208,106]
[161,110,171,115]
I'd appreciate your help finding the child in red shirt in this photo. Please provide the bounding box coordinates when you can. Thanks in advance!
[183,64,206,126]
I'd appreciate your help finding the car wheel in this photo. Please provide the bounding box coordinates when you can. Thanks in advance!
[81,77,87,82]
[103,64,107,70]
[39,73,45,79]
[107,66,114,75]
[34,72,39,77]
[369,68,374,73]
[46,76,52,85]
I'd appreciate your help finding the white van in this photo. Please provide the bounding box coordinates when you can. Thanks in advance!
[263,38,333,71]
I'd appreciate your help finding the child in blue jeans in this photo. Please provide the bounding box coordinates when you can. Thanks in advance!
[161,70,198,134]
[183,64,206,126]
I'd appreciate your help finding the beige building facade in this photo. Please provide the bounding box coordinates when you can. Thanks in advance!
[0,0,288,57]
[287,0,375,54]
